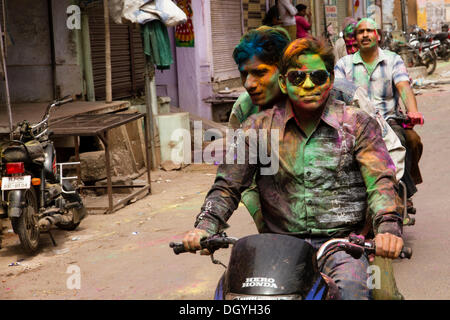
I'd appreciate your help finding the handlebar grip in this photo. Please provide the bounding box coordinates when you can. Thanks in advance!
[169,242,187,255]
[400,246,413,259]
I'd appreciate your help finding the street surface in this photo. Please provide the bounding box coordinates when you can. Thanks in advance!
[0,64,449,300]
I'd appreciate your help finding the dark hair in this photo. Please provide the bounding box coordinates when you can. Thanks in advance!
[262,5,279,26]
[233,26,291,67]
[279,37,335,75]
[296,4,307,11]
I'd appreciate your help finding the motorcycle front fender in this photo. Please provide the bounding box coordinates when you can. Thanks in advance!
[7,190,26,218]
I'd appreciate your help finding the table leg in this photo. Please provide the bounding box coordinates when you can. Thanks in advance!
[143,114,152,194]
[99,131,113,214]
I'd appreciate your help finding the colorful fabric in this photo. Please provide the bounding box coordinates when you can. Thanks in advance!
[196,96,403,238]
[334,48,410,118]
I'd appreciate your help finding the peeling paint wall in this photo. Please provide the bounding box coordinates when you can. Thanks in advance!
[4,0,82,103]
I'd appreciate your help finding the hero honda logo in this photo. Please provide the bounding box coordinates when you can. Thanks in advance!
[242,277,278,289]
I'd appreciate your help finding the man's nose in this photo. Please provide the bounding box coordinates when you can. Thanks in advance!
[301,75,315,89]
[244,75,257,91]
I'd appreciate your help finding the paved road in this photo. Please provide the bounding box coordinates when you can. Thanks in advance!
[393,82,450,299]
[0,76,449,301]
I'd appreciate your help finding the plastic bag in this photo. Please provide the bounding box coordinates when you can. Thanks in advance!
[140,0,187,27]
[118,0,186,26]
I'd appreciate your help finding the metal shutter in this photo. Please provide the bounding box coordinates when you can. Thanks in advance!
[87,3,145,100]
[210,0,243,82]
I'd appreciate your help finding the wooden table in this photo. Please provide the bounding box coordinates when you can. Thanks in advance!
[49,113,152,214]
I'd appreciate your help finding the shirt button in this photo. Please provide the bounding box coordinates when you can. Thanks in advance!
[307,200,312,205]
[306,171,311,177]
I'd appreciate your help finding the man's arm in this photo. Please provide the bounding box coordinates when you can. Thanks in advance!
[392,54,423,123]
[297,16,311,30]
[395,81,423,124]
[354,115,403,236]
[280,0,297,16]
[355,114,404,259]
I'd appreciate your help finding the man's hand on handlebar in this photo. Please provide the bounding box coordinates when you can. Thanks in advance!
[371,233,404,262]
[182,229,211,255]
[406,111,424,127]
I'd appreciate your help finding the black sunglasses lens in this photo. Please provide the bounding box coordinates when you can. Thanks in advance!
[287,71,306,86]
[310,70,329,85]
[287,70,329,86]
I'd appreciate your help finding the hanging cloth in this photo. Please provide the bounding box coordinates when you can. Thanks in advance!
[141,19,173,70]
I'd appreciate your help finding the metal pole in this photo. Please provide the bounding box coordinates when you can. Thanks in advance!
[144,56,158,170]
[0,17,13,139]
[104,0,112,103]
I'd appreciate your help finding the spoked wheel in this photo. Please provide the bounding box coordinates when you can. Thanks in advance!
[11,188,40,254]
[424,51,437,75]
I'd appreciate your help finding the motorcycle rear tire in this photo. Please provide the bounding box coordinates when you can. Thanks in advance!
[11,188,40,254]
[425,51,437,75]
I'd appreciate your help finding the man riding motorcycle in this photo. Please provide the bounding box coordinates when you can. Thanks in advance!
[335,18,423,212]
[183,38,404,300]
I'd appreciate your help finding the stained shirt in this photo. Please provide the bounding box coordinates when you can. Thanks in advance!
[196,96,403,238]
[229,81,406,181]
[334,48,410,118]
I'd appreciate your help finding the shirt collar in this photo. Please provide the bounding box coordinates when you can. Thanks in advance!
[282,93,342,135]
[352,47,387,65]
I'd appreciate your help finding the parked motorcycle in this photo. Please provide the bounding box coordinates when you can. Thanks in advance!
[382,29,437,75]
[410,25,450,61]
[170,233,412,300]
[0,96,86,253]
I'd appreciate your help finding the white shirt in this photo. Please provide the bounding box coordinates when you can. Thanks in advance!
[278,0,297,26]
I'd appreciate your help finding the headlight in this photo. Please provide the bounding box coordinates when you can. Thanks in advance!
[225,293,302,300]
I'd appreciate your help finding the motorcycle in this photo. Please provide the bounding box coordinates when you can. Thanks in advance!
[382,29,437,75]
[170,233,412,300]
[410,25,450,61]
[0,96,86,253]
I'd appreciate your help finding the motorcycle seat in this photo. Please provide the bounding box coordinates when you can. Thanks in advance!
[433,32,448,41]
[2,140,45,164]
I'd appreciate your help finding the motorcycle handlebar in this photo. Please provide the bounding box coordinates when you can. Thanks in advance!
[170,233,412,260]
[385,114,424,126]
[169,234,238,255]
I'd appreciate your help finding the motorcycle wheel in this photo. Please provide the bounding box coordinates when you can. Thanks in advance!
[424,51,437,75]
[11,188,40,254]
[443,45,450,61]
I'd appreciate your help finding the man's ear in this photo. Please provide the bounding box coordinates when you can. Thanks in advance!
[278,74,287,94]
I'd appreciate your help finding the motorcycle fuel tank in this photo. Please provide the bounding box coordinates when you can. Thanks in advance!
[225,234,323,297]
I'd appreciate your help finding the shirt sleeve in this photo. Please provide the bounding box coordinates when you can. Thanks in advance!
[354,114,403,237]
[392,54,411,84]
[297,16,311,29]
[195,123,259,234]
[334,58,347,80]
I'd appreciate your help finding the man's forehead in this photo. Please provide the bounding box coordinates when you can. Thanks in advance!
[240,56,277,71]
[356,19,378,31]
[287,54,326,70]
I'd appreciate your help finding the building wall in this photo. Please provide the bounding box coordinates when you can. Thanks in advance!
[175,0,213,119]
[3,0,82,103]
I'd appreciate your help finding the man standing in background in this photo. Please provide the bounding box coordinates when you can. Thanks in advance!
[295,4,311,38]
[278,0,297,40]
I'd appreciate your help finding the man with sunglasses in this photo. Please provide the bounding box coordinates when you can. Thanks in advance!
[335,17,423,213]
[183,38,403,300]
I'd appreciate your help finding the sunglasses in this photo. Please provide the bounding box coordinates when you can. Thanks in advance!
[286,70,330,87]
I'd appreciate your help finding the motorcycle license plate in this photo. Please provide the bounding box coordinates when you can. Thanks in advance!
[1,176,31,190]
